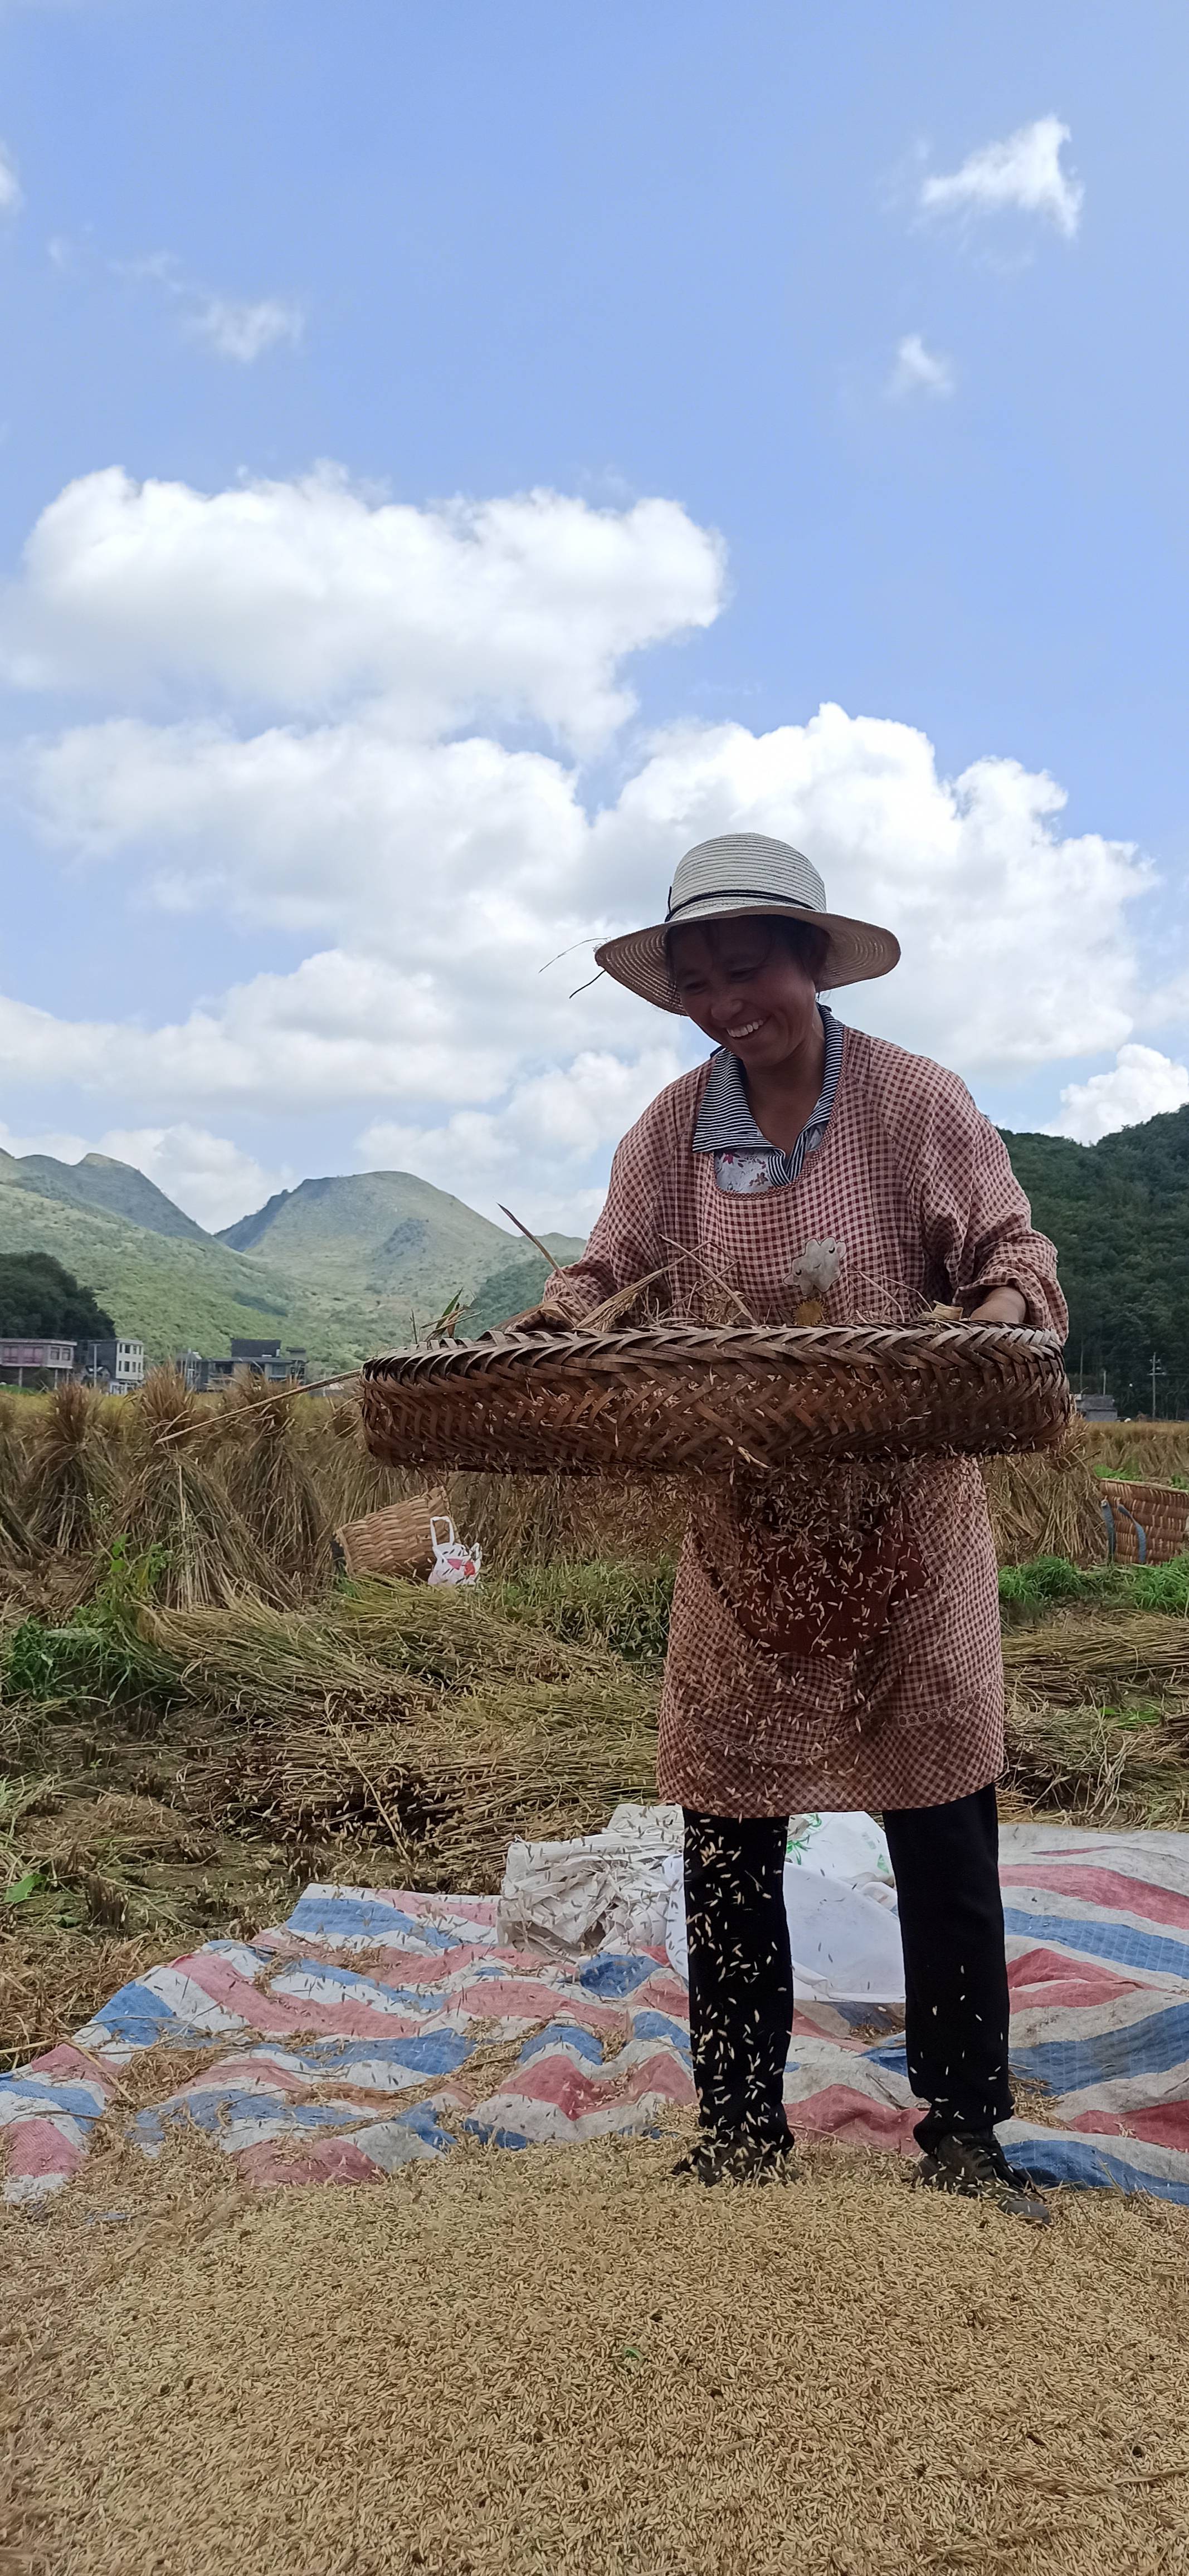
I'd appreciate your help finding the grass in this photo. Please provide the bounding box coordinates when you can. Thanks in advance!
[999,1552,1189,1616]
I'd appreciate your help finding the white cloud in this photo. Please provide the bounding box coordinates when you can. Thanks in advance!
[186,294,304,364]
[0,461,1167,1222]
[95,1123,290,1231]
[0,1116,87,1162]
[0,465,725,752]
[118,251,306,365]
[0,704,1151,1128]
[1046,1045,1189,1145]
[588,709,1147,1074]
[887,334,955,401]
[920,115,1083,240]
[358,1046,684,1231]
[0,144,21,216]
[0,1113,286,1232]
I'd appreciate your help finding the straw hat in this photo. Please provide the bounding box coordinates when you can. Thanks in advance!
[595,832,900,1013]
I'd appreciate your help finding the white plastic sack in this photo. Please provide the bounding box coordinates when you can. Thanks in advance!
[426,1515,482,1587]
[498,1803,683,1958]
[665,1809,905,2008]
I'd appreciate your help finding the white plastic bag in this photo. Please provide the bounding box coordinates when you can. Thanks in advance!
[665,1809,904,2006]
[498,1804,683,1956]
[426,1515,482,1587]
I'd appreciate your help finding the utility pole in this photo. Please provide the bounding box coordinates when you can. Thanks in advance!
[1151,1352,1166,1419]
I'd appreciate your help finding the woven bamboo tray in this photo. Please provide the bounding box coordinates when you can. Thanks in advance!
[358,1321,1070,1477]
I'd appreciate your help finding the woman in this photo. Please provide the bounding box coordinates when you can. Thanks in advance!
[542,832,1066,2223]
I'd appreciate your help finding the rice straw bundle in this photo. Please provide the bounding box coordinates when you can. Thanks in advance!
[143,1596,436,1725]
[141,1587,657,1880]
[318,1395,404,1525]
[1003,1610,1189,1701]
[215,1374,333,1593]
[102,1368,283,1611]
[982,1430,1108,1568]
[1003,1691,1189,1828]
[1083,1421,1189,1481]
[0,1391,30,1494]
[21,1380,115,1553]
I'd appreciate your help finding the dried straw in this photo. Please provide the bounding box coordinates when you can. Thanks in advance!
[1003,1611,1189,1701]
[982,1429,1108,1569]
[96,1368,284,1611]
[213,1374,333,1592]
[142,1588,659,1884]
[6,2139,1189,2576]
[21,1380,115,1554]
[1003,1691,1189,1830]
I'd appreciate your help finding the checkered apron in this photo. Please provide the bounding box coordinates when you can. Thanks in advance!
[546,1026,1066,1818]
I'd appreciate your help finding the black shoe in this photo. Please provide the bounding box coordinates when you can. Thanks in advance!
[673,2131,800,2187]
[916,2128,1052,2227]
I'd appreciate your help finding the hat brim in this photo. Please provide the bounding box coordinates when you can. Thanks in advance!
[595,897,900,1012]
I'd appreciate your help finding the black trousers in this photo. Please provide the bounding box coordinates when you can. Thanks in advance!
[683,1784,1012,2153]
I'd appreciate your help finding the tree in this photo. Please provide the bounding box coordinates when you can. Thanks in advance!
[0,1253,116,1340]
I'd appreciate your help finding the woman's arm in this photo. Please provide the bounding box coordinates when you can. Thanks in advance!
[919,1073,1068,1339]
[512,1101,674,1328]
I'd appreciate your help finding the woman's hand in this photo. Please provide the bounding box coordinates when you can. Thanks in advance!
[966,1285,1028,1326]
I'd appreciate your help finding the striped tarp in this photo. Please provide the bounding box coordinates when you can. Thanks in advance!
[4,1823,1189,2205]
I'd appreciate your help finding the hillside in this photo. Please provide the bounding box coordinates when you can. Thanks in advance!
[217,1170,582,1307]
[462,1248,589,1334]
[0,1182,348,1369]
[1005,1106,1189,1416]
[0,1147,208,1242]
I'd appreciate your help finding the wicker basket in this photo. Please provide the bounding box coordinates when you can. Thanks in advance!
[358,1322,1070,1477]
[334,1487,450,1579]
[1099,1477,1189,1568]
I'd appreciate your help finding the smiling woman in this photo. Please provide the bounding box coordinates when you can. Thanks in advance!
[539,830,1067,2221]
[667,916,832,1158]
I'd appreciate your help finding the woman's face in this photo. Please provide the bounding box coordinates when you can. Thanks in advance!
[667,917,820,1073]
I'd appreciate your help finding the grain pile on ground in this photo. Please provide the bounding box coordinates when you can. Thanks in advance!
[3,2134,1188,2576]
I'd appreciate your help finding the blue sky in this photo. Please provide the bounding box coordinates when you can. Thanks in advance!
[1,0,1187,1232]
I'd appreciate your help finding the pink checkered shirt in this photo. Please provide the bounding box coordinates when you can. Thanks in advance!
[545,1023,1066,1818]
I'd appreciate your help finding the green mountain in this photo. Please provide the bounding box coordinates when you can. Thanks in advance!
[462,1251,584,1335]
[1004,1106,1189,1417]
[217,1169,511,1299]
[217,1170,583,1308]
[0,1146,207,1242]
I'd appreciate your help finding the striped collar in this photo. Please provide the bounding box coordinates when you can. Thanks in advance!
[692,1005,844,1154]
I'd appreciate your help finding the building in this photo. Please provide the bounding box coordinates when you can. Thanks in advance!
[177,1339,307,1393]
[76,1337,145,1394]
[0,1337,76,1389]
[1075,1392,1119,1423]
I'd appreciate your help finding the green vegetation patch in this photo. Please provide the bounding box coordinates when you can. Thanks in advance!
[998,1552,1189,1617]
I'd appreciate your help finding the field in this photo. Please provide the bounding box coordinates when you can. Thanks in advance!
[3,1381,1189,2077]
[6,1386,1189,2572]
